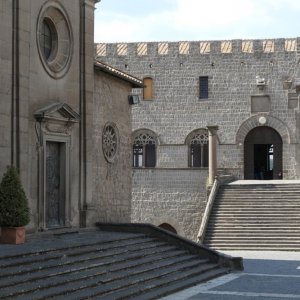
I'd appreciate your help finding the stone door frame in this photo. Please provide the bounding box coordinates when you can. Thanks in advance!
[34,103,79,230]
[244,126,283,179]
[236,115,292,180]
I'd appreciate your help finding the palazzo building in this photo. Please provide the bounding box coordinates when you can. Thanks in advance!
[97,39,300,240]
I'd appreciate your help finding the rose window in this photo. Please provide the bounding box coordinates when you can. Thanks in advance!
[102,123,119,163]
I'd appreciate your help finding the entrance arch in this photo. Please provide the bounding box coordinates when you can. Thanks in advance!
[244,126,282,180]
[159,223,177,234]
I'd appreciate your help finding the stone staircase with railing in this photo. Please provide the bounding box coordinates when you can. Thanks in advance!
[204,182,300,251]
[0,224,242,300]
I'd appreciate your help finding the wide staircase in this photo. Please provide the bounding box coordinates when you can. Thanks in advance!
[204,182,300,251]
[0,224,242,300]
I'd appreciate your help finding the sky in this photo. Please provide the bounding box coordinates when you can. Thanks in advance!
[94,0,300,43]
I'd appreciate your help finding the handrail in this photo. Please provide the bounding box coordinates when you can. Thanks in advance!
[197,177,220,243]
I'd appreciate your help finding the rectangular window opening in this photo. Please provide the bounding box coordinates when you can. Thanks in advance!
[199,76,209,99]
[133,146,143,167]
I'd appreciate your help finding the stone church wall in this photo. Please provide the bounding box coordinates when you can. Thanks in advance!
[26,1,83,231]
[0,0,83,231]
[93,72,133,223]
[0,0,134,234]
[0,2,13,174]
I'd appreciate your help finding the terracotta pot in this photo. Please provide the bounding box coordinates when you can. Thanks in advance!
[0,227,26,244]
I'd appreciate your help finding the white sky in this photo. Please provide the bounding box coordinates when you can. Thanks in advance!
[94,0,300,43]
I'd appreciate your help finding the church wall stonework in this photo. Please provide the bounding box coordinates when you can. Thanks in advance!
[0,1,134,234]
[93,72,133,223]
[26,0,82,231]
[0,1,13,173]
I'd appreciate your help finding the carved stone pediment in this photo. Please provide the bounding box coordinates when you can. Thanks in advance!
[34,102,80,134]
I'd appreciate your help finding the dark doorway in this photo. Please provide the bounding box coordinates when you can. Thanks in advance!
[46,142,66,228]
[244,127,282,180]
[254,144,274,179]
[159,223,177,234]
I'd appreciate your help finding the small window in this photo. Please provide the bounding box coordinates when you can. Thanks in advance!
[199,76,209,99]
[143,77,153,100]
[133,130,157,168]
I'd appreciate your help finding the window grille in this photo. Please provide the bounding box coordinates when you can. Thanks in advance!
[117,43,128,56]
[285,40,296,52]
[242,41,253,53]
[96,43,106,56]
[137,43,147,55]
[263,40,274,53]
[179,42,189,54]
[158,42,168,55]
[200,42,210,54]
[186,130,209,168]
[133,131,157,168]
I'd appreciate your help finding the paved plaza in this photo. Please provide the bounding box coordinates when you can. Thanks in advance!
[161,251,300,299]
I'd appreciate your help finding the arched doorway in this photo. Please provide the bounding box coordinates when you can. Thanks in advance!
[244,126,282,180]
[159,223,177,234]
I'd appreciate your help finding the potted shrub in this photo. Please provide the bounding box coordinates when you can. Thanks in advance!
[0,165,30,244]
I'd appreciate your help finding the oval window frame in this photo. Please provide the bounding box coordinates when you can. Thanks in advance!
[37,1,73,79]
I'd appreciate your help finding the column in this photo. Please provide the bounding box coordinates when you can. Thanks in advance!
[207,126,219,185]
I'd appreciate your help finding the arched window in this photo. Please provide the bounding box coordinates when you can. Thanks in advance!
[133,129,157,167]
[143,77,153,100]
[186,129,209,167]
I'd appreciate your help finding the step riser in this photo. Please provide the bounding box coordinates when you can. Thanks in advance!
[204,183,300,250]
[0,231,232,299]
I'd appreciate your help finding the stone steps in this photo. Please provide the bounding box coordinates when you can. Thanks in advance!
[0,228,238,299]
[204,183,300,250]
[214,196,300,200]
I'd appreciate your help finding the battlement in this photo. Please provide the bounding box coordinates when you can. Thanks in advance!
[95,38,300,58]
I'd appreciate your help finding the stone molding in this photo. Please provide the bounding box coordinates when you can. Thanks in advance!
[132,128,160,145]
[36,1,73,79]
[236,114,292,145]
[34,102,80,230]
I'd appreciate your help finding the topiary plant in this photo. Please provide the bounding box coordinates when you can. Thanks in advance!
[0,165,30,227]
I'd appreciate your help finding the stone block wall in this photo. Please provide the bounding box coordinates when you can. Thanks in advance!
[97,38,300,241]
[97,38,300,179]
[93,71,133,223]
[0,1,12,173]
[157,145,188,168]
[132,168,208,241]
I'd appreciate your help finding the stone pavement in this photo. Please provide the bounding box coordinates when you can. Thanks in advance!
[161,251,300,299]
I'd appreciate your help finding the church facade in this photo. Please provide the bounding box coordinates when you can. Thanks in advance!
[0,0,142,233]
[97,39,300,240]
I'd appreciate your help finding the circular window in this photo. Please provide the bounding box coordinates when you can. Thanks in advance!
[102,123,119,163]
[37,2,73,78]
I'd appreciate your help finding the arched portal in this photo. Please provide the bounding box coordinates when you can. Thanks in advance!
[158,223,177,234]
[244,126,282,180]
